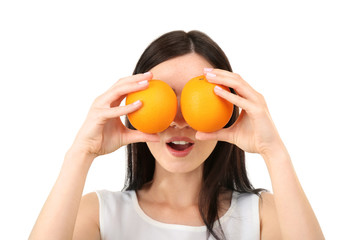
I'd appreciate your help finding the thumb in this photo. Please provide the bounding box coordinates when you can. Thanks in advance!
[124,130,160,145]
[195,128,233,144]
[195,131,219,141]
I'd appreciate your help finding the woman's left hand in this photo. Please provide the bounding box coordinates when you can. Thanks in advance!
[195,68,283,156]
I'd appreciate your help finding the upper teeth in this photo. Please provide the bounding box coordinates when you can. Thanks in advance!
[171,141,189,145]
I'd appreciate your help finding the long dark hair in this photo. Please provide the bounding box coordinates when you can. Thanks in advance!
[124,30,264,240]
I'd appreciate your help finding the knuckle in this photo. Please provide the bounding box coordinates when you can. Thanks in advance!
[93,95,103,105]
[117,76,128,83]
[257,92,267,104]
[94,108,106,121]
[253,93,260,101]
[256,91,264,98]
[249,106,259,115]
[232,72,242,79]
[253,104,267,116]
[251,90,264,102]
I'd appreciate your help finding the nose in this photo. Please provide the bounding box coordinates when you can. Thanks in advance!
[169,98,189,129]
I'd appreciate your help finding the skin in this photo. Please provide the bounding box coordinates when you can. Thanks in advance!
[138,55,221,226]
[29,53,324,240]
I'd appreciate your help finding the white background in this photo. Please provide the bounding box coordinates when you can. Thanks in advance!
[1,0,349,239]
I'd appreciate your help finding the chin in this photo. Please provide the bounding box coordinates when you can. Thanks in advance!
[146,140,217,175]
[155,158,204,175]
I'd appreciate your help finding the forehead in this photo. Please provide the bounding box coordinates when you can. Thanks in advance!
[149,53,213,93]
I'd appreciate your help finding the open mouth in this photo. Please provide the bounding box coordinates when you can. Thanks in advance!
[166,141,194,151]
[166,140,194,157]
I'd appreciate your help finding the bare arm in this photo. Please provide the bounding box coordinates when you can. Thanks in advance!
[29,149,96,239]
[260,143,324,239]
[259,192,282,239]
[73,192,100,240]
[198,68,324,239]
[29,72,159,240]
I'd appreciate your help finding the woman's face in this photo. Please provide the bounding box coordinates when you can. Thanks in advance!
[146,53,218,174]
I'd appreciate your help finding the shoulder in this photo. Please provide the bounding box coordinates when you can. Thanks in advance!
[259,192,282,239]
[95,190,134,207]
[234,191,261,216]
[78,192,99,226]
[73,192,100,239]
[74,190,134,239]
[222,192,261,239]
[74,191,133,234]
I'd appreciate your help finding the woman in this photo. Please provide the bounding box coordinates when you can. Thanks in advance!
[29,30,324,239]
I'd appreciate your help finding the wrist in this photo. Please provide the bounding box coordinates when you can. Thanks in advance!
[65,146,96,167]
[260,140,290,163]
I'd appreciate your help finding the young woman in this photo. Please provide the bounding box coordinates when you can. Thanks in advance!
[29,30,324,239]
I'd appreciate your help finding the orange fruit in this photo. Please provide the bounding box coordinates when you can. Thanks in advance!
[180,75,233,132]
[126,80,177,133]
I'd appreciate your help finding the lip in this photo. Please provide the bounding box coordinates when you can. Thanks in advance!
[166,136,195,144]
[166,136,195,157]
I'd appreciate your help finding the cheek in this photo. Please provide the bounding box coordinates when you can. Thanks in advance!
[146,142,162,159]
[195,140,218,160]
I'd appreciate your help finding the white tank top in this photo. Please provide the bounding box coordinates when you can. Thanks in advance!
[96,190,260,240]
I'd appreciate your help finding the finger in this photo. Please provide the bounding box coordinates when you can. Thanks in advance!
[195,128,233,144]
[124,131,160,145]
[204,69,257,101]
[214,85,254,112]
[195,131,219,141]
[205,68,254,89]
[96,100,143,122]
[106,79,149,107]
[97,73,152,107]
[108,72,153,91]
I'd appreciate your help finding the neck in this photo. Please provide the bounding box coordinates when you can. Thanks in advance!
[145,163,203,208]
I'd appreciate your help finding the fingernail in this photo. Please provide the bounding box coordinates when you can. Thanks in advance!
[138,80,148,85]
[214,85,223,92]
[206,72,216,78]
[204,68,213,72]
[133,100,141,105]
[143,72,151,75]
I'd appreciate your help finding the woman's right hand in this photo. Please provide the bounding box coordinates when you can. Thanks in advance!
[70,72,160,159]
